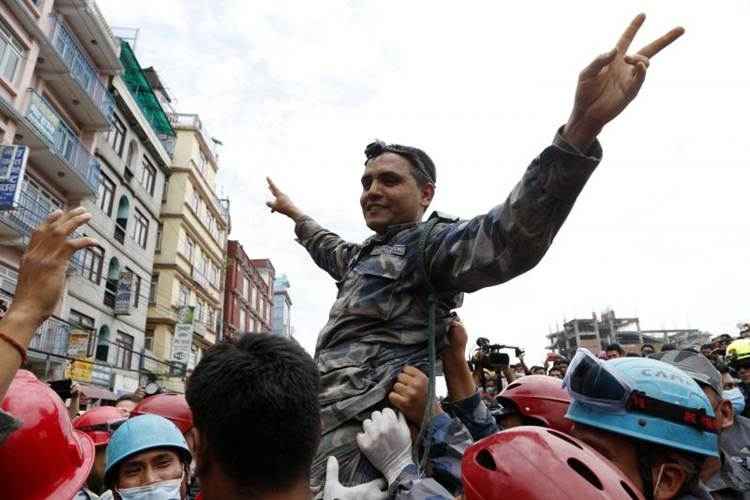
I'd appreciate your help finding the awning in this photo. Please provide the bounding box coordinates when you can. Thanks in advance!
[78,383,117,401]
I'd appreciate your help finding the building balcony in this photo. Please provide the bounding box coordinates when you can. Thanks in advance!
[17,90,101,196]
[39,16,115,129]
[29,317,71,358]
[190,266,213,294]
[51,0,122,74]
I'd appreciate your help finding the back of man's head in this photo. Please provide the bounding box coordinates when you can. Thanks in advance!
[186,334,320,495]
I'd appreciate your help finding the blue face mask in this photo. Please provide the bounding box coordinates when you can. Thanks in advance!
[724,387,746,415]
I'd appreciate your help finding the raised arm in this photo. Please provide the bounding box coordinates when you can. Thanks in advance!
[266,177,360,281]
[428,14,684,293]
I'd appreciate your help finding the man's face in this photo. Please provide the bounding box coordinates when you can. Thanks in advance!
[360,153,433,234]
[738,367,750,384]
[606,350,621,360]
[701,347,712,357]
[116,399,137,415]
[531,367,546,375]
[642,347,655,356]
[117,448,184,490]
[549,369,563,379]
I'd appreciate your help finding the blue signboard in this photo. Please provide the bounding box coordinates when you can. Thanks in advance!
[0,145,29,211]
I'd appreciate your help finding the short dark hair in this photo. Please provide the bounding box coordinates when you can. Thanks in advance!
[641,343,655,351]
[186,334,320,494]
[701,344,713,351]
[116,393,140,404]
[661,343,677,352]
[605,343,625,354]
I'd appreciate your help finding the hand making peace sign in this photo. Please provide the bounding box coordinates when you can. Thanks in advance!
[564,14,685,150]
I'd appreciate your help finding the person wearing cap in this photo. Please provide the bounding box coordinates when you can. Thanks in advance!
[652,349,750,499]
[1,370,96,500]
[74,406,129,495]
[564,350,719,499]
[266,14,683,488]
[104,414,192,499]
[563,348,721,500]
[494,374,573,433]
[642,343,656,356]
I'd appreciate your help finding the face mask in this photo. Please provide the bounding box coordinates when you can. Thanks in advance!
[724,387,746,415]
[116,474,183,500]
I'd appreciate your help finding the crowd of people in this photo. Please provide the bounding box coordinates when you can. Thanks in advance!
[4,12,748,500]
[0,207,749,500]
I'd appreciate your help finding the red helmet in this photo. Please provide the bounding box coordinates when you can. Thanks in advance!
[0,370,95,500]
[497,375,573,433]
[73,405,129,447]
[463,426,644,500]
[131,393,193,434]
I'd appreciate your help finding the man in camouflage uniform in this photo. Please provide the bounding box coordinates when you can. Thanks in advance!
[267,14,684,489]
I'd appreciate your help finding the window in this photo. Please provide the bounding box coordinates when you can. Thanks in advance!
[156,223,163,252]
[140,156,156,195]
[95,325,110,362]
[197,149,207,176]
[191,188,199,213]
[125,141,138,170]
[0,24,22,83]
[144,327,154,351]
[108,115,126,156]
[79,246,103,284]
[115,331,134,369]
[131,209,148,249]
[19,177,63,230]
[183,235,195,262]
[69,310,95,357]
[239,308,246,332]
[178,284,190,306]
[162,177,169,203]
[208,307,216,331]
[149,273,158,304]
[97,173,115,216]
[243,276,249,300]
[193,298,202,323]
[129,270,141,308]
[104,258,120,308]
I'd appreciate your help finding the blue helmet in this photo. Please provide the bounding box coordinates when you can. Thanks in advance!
[566,356,719,457]
[105,414,192,485]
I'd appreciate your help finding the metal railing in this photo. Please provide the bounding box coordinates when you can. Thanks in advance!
[29,317,71,357]
[25,90,101,192]
[48,16,115,123]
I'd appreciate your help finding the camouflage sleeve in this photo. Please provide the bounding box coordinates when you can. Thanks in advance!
[0,408,20,446]
[391,464,455,500]
[427,128,602,293]
[442,391,498,441]
[427,412,474,495]
[294,216,361,281]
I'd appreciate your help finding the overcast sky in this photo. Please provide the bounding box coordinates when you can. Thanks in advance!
[98,0,750,366]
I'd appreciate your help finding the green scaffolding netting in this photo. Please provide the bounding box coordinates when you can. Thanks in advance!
[119,40,175,137]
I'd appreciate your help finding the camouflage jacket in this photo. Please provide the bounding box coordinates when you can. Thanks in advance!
[298,129,602,486]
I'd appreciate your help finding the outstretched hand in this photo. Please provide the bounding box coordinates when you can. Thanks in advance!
[265,177,304,222]
[564,13,685,150]
[13,207,98,325]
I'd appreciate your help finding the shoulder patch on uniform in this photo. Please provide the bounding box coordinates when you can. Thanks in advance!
[372,245,407,257]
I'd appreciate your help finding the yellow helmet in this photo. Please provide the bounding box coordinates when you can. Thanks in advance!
[726,338,750,366]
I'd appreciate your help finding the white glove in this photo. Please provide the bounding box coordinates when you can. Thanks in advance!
[356,408,414,485]
[323,456,388,500]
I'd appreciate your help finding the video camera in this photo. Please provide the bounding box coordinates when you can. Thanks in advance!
[470,337,525,371]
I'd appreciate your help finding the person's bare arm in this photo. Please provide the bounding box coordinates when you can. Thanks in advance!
[0,208,98,400]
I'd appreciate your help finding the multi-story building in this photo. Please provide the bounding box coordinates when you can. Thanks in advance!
[272,274,292,337]
[63,37,175,395]
[249,258,274,333]
[147,107,230,392]
[223,241,274,339]
[0,0,121,385]
[546,309,710,358]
